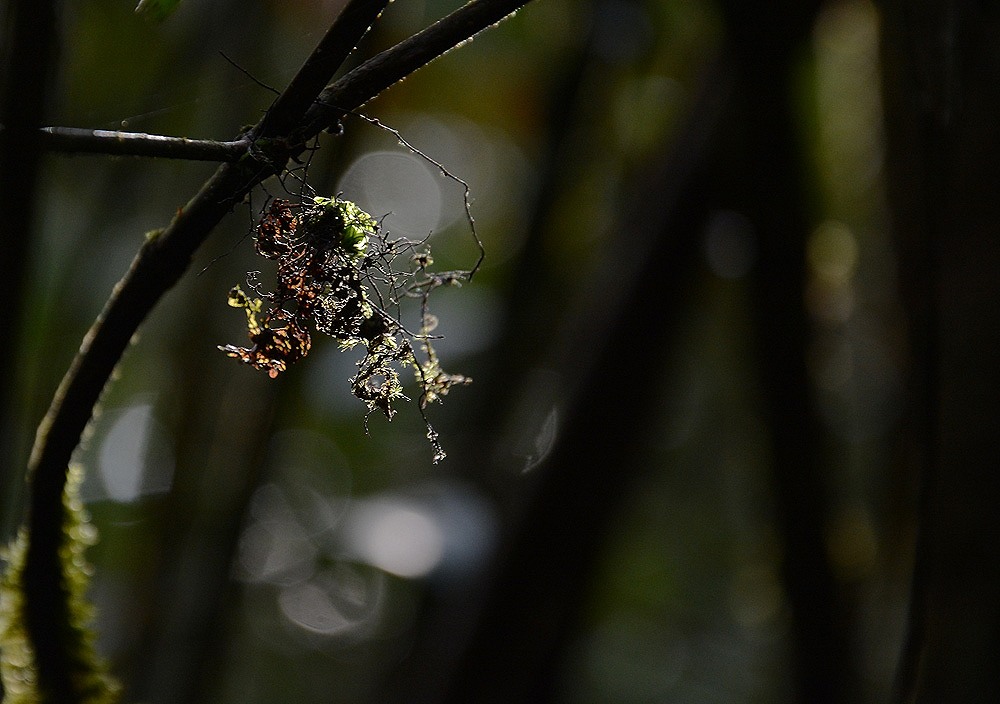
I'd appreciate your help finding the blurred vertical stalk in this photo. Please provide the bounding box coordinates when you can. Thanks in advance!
[411,52,729,704]
[373,3,608,696]
[385,2,863,701]
[0,0,61,535]
[716,2,858,702]
[131,373,277,704]
[881,3,1000,701]
[435,111,716,704]
[0,1,64,701]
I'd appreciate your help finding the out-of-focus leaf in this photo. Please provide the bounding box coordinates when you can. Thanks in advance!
[135,0,182,22]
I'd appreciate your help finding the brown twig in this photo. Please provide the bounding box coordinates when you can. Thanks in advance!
[34,126,250,161]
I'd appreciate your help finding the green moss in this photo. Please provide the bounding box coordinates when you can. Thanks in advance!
[0,528,38,703]
[309,196,373,260]
[0,465,121,704]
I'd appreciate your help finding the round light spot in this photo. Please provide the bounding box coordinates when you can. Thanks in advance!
[337,151,443,239]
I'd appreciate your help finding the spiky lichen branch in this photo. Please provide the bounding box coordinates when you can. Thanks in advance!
[13,1,534,701]
[219,197,472,460]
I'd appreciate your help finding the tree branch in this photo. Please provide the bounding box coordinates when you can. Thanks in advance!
[35,126,250,161]
[301,0,533,138]
[256,0,389,138]
[31,0,533,162]
[20,0,535,701]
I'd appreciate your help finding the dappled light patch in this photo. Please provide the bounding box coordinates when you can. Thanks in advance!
[84,403,175,504]
[234,477,497,651]
[341,501,445,579]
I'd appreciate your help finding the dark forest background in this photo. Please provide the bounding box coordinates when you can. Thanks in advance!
[2,0,999,702]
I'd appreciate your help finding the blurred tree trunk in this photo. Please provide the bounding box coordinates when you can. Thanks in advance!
[432,85,717,704]
[715,2,858,702]
[880,2,1000,702]
[384,2,866,702]
[0,0,61,535]
[375,8,725,703]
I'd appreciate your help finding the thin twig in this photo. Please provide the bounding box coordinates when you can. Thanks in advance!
[219,50,281,95]
[36,126,250,161]
[347,111,485,277]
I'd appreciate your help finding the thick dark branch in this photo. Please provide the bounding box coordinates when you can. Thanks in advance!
[257,0,389,138]
[301,0,533,137]
[28,0,389,163]
[21,1,534,702]
[36,126,250,161]
[30,0,531,162]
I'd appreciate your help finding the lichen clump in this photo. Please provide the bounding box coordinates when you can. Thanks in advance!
[220,195,470,461]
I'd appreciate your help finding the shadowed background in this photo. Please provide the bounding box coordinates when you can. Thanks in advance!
[2,0,952,702]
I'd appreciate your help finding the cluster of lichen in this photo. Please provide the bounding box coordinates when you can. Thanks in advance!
[221,195,471,461]
[0,465,121,704]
